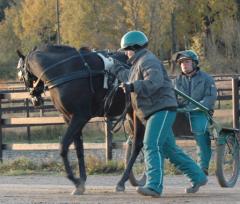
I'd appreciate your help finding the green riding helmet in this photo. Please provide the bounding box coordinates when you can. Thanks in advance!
[120,31,148,50]
[176,50,199,65]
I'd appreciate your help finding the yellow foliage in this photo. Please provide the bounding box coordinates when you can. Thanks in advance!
[17,0,56,48]
[0,0,239,75]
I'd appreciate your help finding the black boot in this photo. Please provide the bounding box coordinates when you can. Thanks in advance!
[136,187,161,198]
[185,178,208,193]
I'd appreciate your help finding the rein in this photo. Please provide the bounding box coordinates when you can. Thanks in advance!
[103,83,131,133]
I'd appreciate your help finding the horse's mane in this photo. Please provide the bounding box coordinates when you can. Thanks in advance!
[34,44,78,54]
[27,44,80,69]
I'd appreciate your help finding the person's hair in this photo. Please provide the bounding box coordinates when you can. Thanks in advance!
[124,43,148,51]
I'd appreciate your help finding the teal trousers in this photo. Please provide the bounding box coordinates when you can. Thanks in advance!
[143,110,206,194]
[189,111,212,170]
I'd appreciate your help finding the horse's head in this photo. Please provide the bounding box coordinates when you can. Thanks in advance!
[16,49,44,107]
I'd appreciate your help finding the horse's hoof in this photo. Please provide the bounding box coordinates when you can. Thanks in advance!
[71,184,85,195]
[115,184,125,192]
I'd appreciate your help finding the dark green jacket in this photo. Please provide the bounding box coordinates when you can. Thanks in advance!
[174,69,217,110]
[113,49,177,121]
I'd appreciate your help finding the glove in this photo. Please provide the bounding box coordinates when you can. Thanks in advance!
[120,82,134,94]
[208,110,214,116]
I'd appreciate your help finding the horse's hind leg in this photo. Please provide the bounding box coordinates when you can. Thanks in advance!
[72,135,87,194]
[60,115,88,195]
[116,112,144,192]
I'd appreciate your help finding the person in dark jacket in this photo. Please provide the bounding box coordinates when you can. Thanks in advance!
[110,31,207,197]
[173,50,217,175]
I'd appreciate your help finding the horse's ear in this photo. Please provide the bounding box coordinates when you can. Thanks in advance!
[16,49,25,60]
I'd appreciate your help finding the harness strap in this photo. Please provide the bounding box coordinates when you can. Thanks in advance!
[77,53,96,93]
[32,51,101,93]
[46,69,104,89]
[33,54,82,88]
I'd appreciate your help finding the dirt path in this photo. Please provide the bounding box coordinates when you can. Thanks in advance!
[0,175,240,204]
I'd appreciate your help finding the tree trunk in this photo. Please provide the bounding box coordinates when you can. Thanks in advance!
[170,10,177,74]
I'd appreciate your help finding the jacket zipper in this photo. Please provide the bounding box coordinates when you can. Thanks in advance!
[188,77,192,105]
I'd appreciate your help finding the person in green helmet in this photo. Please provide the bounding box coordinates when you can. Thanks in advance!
[110,30,207,197]
[173,50,217,176]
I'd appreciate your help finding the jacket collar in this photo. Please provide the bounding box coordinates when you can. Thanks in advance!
[128,48,148,65]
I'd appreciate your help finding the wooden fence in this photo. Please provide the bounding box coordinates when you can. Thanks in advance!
[0,88,120,162]
[0,75,239,162]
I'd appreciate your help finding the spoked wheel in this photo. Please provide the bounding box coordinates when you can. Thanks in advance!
[125,142,146,186]
[216,130,240,187]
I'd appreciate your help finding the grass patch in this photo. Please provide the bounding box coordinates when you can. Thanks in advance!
[0,157,39,176]
[86,155,124,175]
[164,160,182,175]
[3,123,128,144]
[0,156,125,176]
[0,156,218,177]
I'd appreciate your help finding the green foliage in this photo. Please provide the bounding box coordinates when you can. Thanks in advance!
[0,4,20,79]
[0,0,15,21]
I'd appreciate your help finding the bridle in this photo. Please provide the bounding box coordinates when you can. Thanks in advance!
[17,54,45,106]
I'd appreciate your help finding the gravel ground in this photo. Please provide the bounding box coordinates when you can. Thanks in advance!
[1,145,239,204]
[0,175,240,204]
[2,144,198,163]
[2,149,126,163]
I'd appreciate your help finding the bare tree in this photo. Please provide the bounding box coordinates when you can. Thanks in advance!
[205,18,240,73]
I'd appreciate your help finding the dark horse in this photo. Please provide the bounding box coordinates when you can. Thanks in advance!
[16,44,145,195]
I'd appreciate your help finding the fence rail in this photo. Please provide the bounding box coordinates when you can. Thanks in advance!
[0,75,239,162]
[0,88,116,162]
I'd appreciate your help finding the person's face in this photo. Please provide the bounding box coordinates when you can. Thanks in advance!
[125,50,135,59]
[180,59,194,74]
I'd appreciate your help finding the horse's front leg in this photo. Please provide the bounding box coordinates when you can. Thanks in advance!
[60,115,88,195]
[116,112,145,192]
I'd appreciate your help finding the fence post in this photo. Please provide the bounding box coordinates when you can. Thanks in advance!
[105,117,113,162]
[0,96,3,162]
[25,98,31,143]
[217,89,221,109]
[232,77,239,129]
